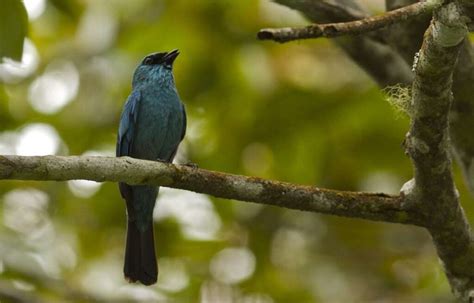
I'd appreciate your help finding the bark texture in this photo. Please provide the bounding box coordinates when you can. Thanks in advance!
[0,155,412,224]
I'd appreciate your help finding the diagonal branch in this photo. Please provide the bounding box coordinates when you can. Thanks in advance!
[0,155,417,225]
[404,2,474,301]
[258,0,440,43]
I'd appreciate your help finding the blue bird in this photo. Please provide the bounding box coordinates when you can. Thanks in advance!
[116,50,186,285]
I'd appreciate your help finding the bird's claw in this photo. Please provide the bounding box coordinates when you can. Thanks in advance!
[183,162,198,169]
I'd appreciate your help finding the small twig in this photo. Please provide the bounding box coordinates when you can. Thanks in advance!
[258,0,440,43]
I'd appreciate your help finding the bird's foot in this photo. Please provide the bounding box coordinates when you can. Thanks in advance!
[183,162,199,169]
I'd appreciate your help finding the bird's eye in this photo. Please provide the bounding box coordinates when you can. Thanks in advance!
[143,57,154,65]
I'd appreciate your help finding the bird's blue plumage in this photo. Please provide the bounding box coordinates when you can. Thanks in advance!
[116,50,186,286]
[117,89,141,157]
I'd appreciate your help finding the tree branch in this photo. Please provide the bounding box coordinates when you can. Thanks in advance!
[258,1,439,43]
[405,2,474,301]
[383,0,474,198]
[0,155,417,225]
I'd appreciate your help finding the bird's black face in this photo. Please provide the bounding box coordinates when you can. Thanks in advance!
[142,49,180,69]
[132,50,179,87]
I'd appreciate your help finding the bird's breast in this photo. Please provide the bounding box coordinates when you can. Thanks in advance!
[132,91,184,161]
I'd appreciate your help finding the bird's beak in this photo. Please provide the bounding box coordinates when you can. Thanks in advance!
[163,49,180,66]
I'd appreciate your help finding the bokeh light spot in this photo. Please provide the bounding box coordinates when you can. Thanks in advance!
[28,60,80,114]
[23,0,46,20]
[76,7,118,53]
[157,258,189,293]
[154,188,221,240]
[15,123,61,156]
[3,188,49,235]
[271,228,309,270]
[0,39,39,83]
[210,247,256,285]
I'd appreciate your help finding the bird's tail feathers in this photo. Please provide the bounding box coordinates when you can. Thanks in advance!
[124,219,158,285]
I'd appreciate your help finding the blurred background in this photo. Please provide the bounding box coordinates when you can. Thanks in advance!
[1,0,472,302]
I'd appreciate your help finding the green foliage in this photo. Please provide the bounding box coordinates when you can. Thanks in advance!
[49,0,83,20]
[0,0,28,61]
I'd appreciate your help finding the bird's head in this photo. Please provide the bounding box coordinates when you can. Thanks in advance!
[132,49,180,87]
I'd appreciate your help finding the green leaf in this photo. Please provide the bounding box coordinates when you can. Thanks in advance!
[0,0,28,62]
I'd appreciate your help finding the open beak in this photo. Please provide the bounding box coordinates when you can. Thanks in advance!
[163,49,180,66]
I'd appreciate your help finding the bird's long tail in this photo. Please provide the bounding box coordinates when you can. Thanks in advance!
[124,219,158,285]
[120,182,158,285]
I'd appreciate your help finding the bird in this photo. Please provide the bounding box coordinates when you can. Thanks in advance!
[116,49,186,285]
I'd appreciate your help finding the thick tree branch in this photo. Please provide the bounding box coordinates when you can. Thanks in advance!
[383,0,474,198]
[385,0,474,197]
[405,2,474,301]
[258,1,439,43]
[0,155,417,225]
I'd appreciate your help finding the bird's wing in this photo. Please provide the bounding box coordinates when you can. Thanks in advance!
[116,90,141,157]
[180,103,187,141]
